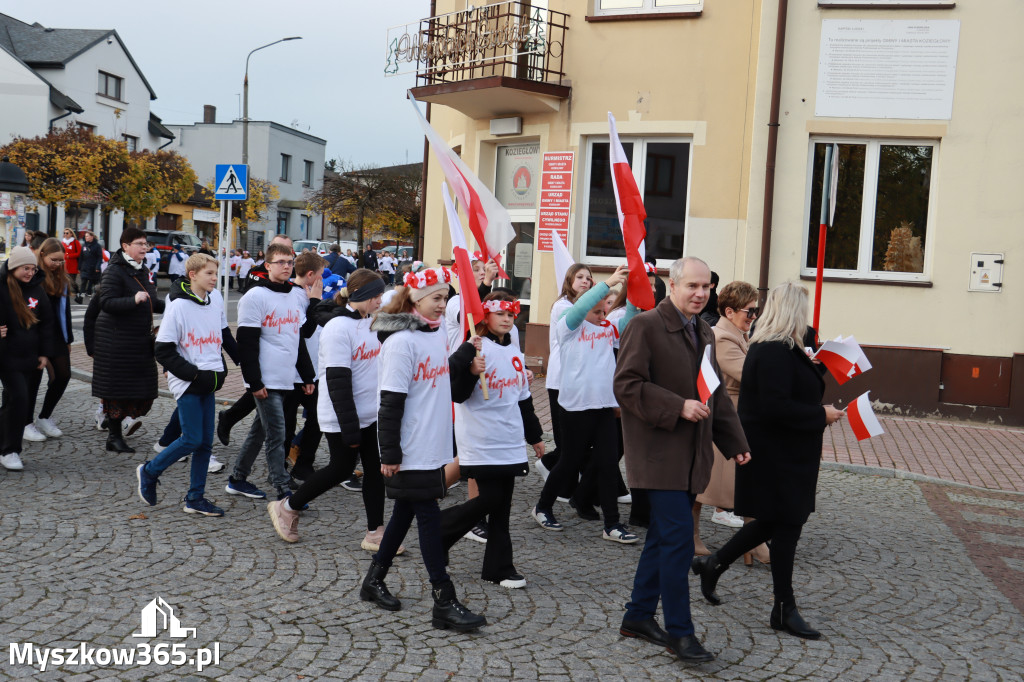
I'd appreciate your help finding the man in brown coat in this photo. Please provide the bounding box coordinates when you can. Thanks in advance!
[613,256,750,664]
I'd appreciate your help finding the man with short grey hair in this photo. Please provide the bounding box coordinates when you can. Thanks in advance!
[613,256,751,664]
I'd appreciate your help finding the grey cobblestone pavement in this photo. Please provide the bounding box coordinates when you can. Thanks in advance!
[1,378,1022,680]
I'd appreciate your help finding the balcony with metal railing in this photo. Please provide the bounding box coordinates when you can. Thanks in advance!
[386,1,570,119]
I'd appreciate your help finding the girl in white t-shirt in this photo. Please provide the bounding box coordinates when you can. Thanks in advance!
[360,266,486,632]
[267,269,390,547]
[538,264,594,484]
[442,291,543,589]
[532,265,640,544]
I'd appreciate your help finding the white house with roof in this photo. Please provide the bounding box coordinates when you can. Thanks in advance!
[0,12,174,244]
[166,105,326,252]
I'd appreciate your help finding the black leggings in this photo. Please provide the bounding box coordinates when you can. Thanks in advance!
[716,518,804,603]
[376,498,449,586]
[285,386,321,469]
[440,474,518,581]
[538,407,620,527]
[290,427,384,530]
[0,368,34,454]
[28,349,71,421]
[541,389,563,471]
[221,391,256,431]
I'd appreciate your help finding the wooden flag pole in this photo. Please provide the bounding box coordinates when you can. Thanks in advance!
[466,312,489,400]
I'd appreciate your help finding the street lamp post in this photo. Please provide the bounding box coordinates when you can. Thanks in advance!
[242,36,302,166]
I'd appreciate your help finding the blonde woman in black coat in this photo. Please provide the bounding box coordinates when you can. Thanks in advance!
[692,282,844,640]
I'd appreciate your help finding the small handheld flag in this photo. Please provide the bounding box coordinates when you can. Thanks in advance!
[697,345,721,404]
[814,336,872,385]
[847,391,884,441]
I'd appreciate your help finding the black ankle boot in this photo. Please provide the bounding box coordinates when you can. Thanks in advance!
[105,419,135,453]
[770,599,821,640]
[431,580,486,631]
[359,560,401,611]
[691,552,728,605]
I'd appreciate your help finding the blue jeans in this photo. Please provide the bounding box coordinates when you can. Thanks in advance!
[159,407,182,447]
[624,489,697,637]
[144,393,214,501]
[232,389,290,491]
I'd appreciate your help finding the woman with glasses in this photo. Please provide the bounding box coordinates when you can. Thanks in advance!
[0,247,54,471]
[91,227,165,453]
[20,239,76,443]
[694,281,769,564]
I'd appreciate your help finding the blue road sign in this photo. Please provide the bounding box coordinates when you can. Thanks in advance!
[214,164,248,200]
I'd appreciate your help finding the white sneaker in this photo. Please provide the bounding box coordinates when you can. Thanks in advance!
[94,405,107,431]
[36,418,63,438]
[207,455,225,473]
[153,442,164,454]
[534,458,550,481]
[617,493,632,504]
[0,453,24,470]
[22,424,46,442]
[711,510,745,528]
[123,416,142,436]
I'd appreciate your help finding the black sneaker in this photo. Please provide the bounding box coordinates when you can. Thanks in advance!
[225,476,266,499]
[464,521,488,544]
[341,477,363,492]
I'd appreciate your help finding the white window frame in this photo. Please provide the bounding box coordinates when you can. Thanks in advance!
[594,0,703,18]
[800,137,938,283]
[578,135,693,268]
[98,71,123,100]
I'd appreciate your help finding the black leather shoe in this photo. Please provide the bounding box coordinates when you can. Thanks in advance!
[770,600,821,640]
[569,497,600,521]
[360,561,401,612]
[431,580,486,631]
[620,617,669,646]
[105,436,136,453]
[691,553,726,605]
[665,634,715,663]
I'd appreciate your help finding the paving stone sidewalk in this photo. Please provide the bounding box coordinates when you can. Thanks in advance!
[1,378,1023,680]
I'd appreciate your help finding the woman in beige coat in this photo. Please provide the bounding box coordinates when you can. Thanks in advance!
[694,281,769,565]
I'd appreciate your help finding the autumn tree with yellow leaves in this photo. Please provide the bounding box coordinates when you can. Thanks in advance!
[1,126,197,227]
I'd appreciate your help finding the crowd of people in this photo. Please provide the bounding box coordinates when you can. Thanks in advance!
[0,227,846,664]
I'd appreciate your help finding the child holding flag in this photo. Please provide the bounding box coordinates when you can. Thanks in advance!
[532,264,638,544]
[360,266,486,631]
[440,291,544,589]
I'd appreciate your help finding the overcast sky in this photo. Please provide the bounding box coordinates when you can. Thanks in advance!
[4,0,430,167]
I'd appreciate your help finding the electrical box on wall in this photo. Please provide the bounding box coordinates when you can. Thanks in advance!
[489,117,522,136]
[968,253,1003,292]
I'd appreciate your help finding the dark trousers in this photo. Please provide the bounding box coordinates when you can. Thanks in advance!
[82,276,97,295]
[440,475,518,581]
[541,389,563,470]
[28,347,71,421]
[375,498,449,586]
[284,386,321,469]
[221,391,256,432]
[538,407,619,527]
[625,490,697,637]
[0,368,34,454]
[716,518,804,603]
[291,428,384,530]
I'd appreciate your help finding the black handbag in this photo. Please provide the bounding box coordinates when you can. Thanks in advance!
[385,466,447,502]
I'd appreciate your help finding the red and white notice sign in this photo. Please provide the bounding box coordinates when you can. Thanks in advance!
[536,152,574,252]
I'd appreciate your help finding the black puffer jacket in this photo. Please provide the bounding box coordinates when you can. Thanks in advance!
[91,250,164,401]
[0,261,54,372]
[78,239,104,281]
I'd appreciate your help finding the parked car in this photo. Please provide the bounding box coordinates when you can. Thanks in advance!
[145,230,202,273]
[293,240,333,256]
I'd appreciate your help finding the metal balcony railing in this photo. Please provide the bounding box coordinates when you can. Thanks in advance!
[401,1,568,88]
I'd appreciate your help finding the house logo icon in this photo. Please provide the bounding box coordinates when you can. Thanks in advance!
[131,597,197,639]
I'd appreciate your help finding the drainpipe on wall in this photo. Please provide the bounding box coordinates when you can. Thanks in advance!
[49,111,73,130]
[757,0,789,308]
[416,0,436,262]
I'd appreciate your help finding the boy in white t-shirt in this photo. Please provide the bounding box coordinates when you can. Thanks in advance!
[227,242,319,500]
[237,251,255,293]
[136,254,227,516]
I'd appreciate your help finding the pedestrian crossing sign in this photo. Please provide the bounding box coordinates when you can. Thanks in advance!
[214,164,248,200]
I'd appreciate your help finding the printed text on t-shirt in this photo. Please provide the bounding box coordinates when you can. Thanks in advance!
[413,355,450,388]
[577,326,617,350]
[263,310,302,334]
[183,330,221,354]
[353,342,381,362]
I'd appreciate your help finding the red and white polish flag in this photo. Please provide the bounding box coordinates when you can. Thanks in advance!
[608,113,656,311]
[697,345,721,404]
[840,334,873,379]
[847,391,884,441]
[441,182,485,341]
[410,94,515,277]
[814,337,867,385]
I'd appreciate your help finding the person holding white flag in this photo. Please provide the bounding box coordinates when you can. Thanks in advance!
[692,281,844,642]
